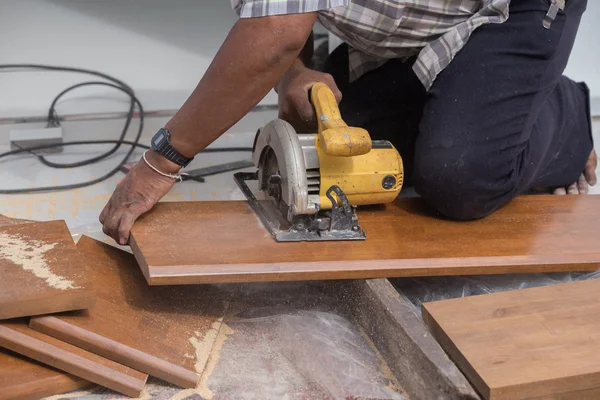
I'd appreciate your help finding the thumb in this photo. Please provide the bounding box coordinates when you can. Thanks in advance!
[117,203,150,245]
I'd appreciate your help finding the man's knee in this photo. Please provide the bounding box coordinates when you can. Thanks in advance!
[412,148,516,221]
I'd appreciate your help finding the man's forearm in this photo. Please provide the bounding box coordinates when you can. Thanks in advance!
[161,13,317,164]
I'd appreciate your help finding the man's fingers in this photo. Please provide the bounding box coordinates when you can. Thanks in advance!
[578,173,589,194]
[293,91,316,122]
[117,204,148,245]
[554,187,567,195]
[118,213,136,246]
[321,73,343,103]
[102,207,126,244]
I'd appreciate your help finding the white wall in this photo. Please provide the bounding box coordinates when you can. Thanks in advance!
[564,1,600,113]
[0,0,598,120]
[0,0,277,120]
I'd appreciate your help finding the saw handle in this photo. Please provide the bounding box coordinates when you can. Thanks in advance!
[310,82,371,157]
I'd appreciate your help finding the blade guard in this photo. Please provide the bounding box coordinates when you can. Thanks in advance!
[310,82,371,157]
[252,119,315,218]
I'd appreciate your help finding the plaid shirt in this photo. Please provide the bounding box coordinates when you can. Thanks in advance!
[231,0,510,90]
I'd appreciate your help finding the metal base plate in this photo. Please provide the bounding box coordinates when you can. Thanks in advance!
[234,172,366,242]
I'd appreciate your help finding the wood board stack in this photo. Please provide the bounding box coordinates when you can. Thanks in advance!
[0,216,229,399]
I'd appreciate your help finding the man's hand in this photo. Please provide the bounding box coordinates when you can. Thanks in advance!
[100,152,176,245]
[553,149,597,195]
[99,12,317,244]
[276,60,342,132]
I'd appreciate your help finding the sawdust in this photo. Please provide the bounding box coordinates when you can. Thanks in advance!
[0,232,78,290]
[359,325,408,399]
[169,316,234,400]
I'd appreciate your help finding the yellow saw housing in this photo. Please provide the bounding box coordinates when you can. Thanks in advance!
[310,82,404,210]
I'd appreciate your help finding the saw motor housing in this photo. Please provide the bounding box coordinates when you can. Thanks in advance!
[237,82,404,241]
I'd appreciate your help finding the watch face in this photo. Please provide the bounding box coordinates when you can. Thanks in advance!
[152,132,166,147]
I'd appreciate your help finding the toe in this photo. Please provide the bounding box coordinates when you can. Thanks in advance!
[554,187,567,195]
[567,182,579,195]
[578,174,589,194]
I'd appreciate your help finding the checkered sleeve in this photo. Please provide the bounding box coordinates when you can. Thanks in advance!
[231,0,349,18]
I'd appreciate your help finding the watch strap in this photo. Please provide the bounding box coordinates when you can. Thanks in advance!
[151,128,194,168]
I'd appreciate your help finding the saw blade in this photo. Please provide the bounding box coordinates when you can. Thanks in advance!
[258,147,286,212]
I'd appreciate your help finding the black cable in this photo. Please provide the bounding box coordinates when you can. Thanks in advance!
[0,64,253,194]
[38,81,136,168]
[0,93,144,194]
[0,142,252,158]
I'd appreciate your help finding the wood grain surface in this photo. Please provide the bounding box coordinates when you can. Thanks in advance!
[0,215,93,400]
[129,195,600,285]
[0,319,147,397]
[422,279,600,400]
[0,220,95,319]
[0,348,91,400]
[30,236,231,388]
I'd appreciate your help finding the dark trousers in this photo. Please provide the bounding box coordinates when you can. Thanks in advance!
[323,0,593,220]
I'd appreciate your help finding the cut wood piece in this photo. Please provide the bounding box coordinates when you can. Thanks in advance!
[129,195,600,285]
[0,214,32,226]
[422,279,600,400]
[0,320,147,397]
[0,215,93,400]
[0,349,92,400]
[0,221,95,320]
[30,236,231,389]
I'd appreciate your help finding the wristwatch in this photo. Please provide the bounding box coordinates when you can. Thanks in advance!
[150,128,194,168]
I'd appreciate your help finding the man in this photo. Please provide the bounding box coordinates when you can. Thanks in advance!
[101,0,596,245]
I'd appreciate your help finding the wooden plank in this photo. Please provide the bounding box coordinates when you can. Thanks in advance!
[0,320,147,397]
[0,221,95,319]
[129,195,600,285]
[422,279,600,400]
[332,279,479,400]
[0,215,93,400]
[30,236,231,388]
[0,349,91,400]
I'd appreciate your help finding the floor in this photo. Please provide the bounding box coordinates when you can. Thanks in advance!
[0,116,598,399]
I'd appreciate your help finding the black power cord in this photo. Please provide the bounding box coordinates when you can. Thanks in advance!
[0,64,252,194]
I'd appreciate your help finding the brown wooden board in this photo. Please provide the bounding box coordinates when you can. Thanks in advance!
[0,220,95,320]
[129,195,600,285]
[30,236,231,389]
[0,215,93,400]
[0,349,91,400]
[422,279,600,400]
[0,319,147,397]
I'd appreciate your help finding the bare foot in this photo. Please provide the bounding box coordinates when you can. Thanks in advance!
[554,149,597,195]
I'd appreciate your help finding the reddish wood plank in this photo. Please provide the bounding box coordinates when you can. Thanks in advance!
[422,279,600,400]
[0,349,91,400]
[0,320,147,397]
[30,236,230,388]
[0,221,95,319]
[129,195,600,285]
[0,215,92,399]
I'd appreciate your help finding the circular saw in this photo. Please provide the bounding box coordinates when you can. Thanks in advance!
[234,83,404,242]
